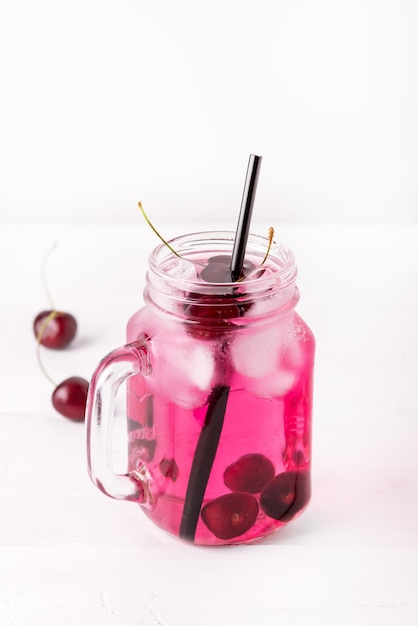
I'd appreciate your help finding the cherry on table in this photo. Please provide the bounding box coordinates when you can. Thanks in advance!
[260,470,311,522]
[224,453,275,494]
[34,310,77,349]
[200,492,259,540]
[52,376,89,421]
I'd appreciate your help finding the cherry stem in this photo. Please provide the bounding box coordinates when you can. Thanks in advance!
[138,202,206,268]
[138,202,182,259]
[41,242,58,309]
[237,226,275,282]
[260,227,275,266]
[36,311,59,387]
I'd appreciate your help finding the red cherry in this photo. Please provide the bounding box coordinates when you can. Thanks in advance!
[260,470,311,522]
[34,310,77,349]
[159,458,179,481]
[201,492,259,540]
[51,376,89,421]
[187,294,241,322]
[224,453,275,494]
[185,294,240,340]
[199,255,256,283]
[184,255,257,340]
[200,255,235,283]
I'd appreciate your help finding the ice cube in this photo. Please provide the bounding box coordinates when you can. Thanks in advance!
[186,341,216,390]
[150,329,216,410]
[248,369,296,399]
[166,258,198,281]
[171,386,210,411]
[231,325,283,378]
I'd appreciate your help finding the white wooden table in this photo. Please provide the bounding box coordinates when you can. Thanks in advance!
[1,221,417,625]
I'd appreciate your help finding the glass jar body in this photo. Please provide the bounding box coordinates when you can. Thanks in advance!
[125,232,315,545]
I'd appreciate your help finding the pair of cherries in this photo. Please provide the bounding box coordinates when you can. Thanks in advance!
[34,310,89,421]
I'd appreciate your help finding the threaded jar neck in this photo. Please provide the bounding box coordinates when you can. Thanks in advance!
[145,231,299,323]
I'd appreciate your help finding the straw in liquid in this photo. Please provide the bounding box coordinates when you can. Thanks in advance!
[179,154,262,542]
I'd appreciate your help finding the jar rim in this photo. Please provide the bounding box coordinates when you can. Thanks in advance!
[148,230,298,293]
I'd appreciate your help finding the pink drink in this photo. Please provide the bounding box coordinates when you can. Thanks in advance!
[123,233,315,545]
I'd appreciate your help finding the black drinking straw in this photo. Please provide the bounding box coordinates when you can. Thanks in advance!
[179,154,262,542]
[230,154,262,281]
[179,384,230,541]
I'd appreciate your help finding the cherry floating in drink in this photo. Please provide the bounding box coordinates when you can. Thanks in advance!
[223,453,275,494]
[260,470,311,522]
[201,492,259,540]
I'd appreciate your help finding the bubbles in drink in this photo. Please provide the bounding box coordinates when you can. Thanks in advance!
[282,314,315,374]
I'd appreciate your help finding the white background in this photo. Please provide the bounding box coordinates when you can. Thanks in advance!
[1,2,418,625]
[1,0,417,224]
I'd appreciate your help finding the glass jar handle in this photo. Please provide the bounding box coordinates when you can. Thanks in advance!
[86,337,153,504]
